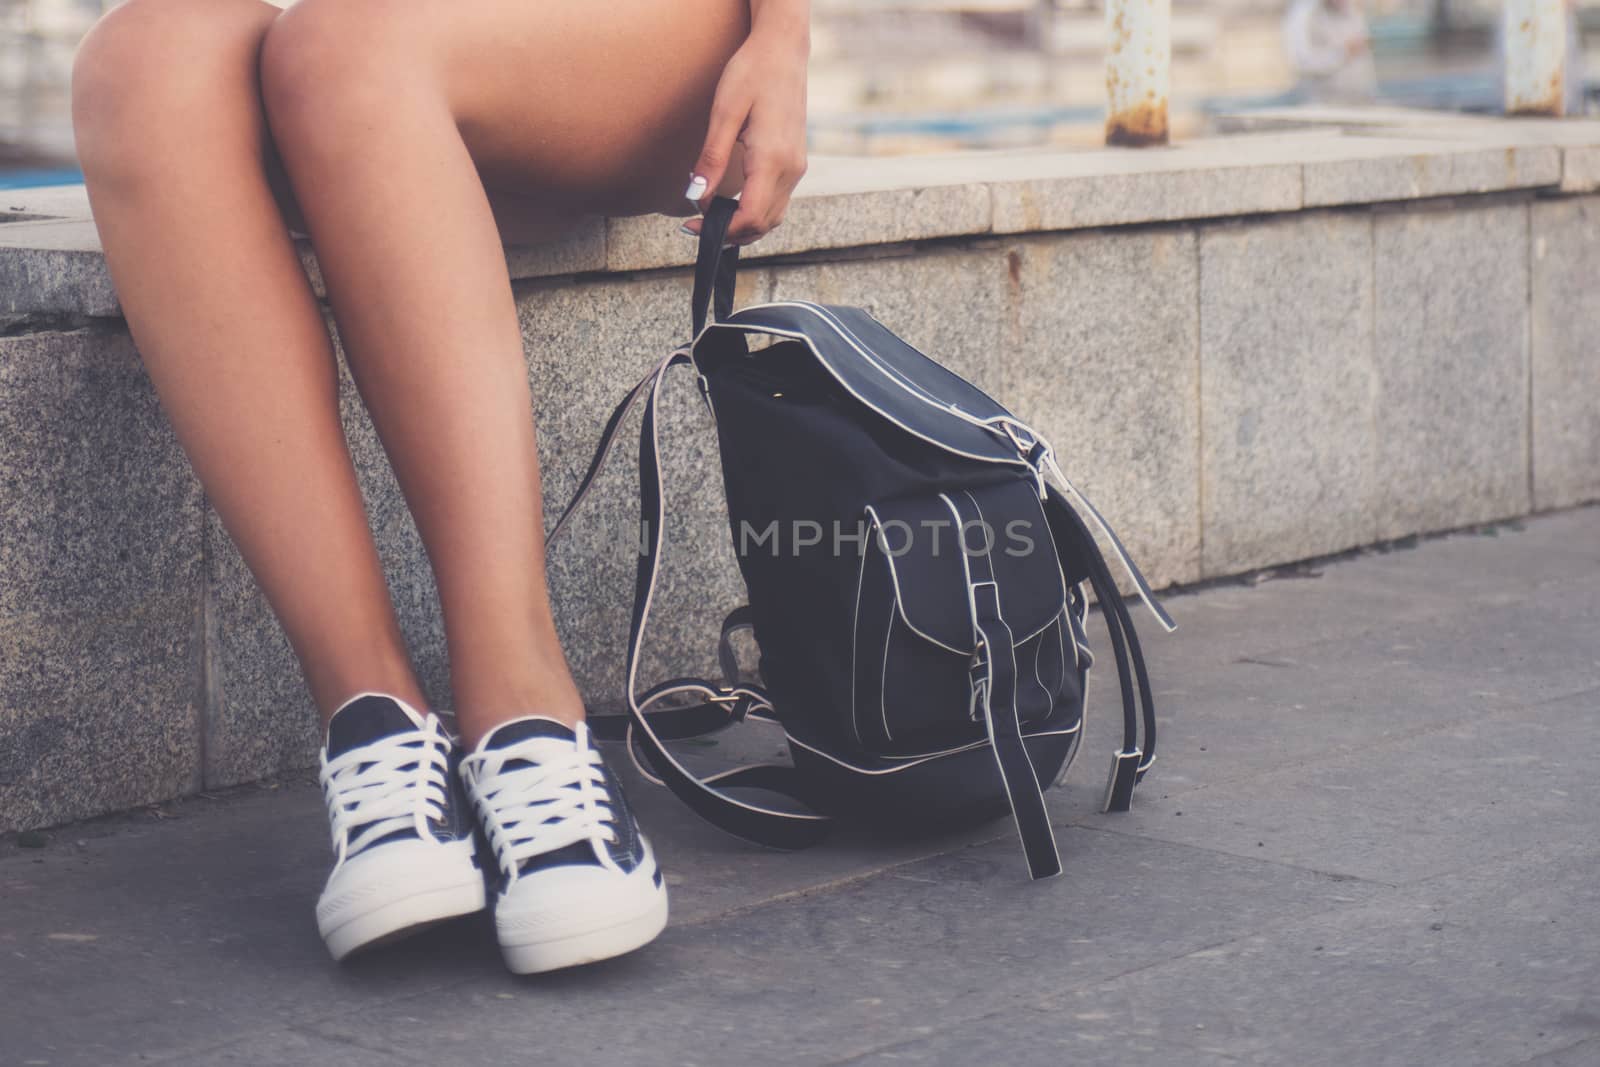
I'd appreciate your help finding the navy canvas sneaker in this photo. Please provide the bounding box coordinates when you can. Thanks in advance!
[459,717,667,974]
[315,693,486,960]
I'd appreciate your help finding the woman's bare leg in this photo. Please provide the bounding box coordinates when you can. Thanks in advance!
[259,0,750,746]
[72,0,427,719]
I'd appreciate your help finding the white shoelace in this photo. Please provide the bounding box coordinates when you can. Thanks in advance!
[462,722,620,882]
[319,717,452,867]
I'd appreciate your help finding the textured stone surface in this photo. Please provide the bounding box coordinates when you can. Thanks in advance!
[0,331,204,832]
[202,510,318,790]
[0,332,200,618]
[1,121,1592,316]
[1530,196,1600,510]
[1372,201,1531,540]
[504,223,608,280]
[1563,145,1600,192]
[294,224,609,303]
[0,220,119,317]
[1038,844,1600,1067]
[986,141,1304,234]
[1300,138,1559,207]
[1198,211,1377,577]
[607,182,992,271]
[1005,227,1202,590]
[0,610,203,833]
[4,508,1599,1066]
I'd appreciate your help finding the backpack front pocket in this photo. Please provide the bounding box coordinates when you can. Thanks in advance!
[850,480,1070,758]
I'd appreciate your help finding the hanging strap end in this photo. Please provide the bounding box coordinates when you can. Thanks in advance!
[1025,848,1064,881]
[1103,748,1143,813]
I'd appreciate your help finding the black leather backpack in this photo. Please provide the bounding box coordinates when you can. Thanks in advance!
[554,198,1173,879]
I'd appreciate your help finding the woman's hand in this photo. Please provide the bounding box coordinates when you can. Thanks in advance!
[682,2,809,246]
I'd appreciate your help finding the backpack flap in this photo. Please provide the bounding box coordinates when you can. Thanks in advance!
[703,302,1030,470]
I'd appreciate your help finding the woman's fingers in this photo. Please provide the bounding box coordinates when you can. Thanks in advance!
[724,167,777,245]
[727,151,805,244]
[688,82,749,212]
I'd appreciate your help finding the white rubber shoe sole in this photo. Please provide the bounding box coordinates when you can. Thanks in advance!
[498,882,669,974]
[317,838,487,961]
[492,843,669,975]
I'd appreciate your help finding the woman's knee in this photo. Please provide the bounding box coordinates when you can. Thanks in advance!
[259,0,434,155]
[72,0,276,184]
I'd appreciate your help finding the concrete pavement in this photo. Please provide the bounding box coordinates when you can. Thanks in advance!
[4,506,1598,1066]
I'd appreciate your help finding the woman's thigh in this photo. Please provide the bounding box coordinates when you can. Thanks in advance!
[272,0,751,222]
[451,0,750,216]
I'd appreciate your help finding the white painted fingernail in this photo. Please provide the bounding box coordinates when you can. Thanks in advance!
[679,223,697,237]
[684,174,708,201]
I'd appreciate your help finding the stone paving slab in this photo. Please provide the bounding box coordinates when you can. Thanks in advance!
[2,506,1597,1066]
[1027,842,1600,1067]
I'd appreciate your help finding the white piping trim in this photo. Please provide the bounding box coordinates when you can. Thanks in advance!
[1032,619,1056,710]
[1055,669,1087,788]
[1055,610,1068,692]
[878,596,896,743]
[847,529,870,750]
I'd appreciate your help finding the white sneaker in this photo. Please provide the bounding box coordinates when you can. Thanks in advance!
[460,717,668,974]
[315,693,487,960]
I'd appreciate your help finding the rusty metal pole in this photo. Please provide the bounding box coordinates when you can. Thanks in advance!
[1503,0,1568,116]
[1105,0,1171,146]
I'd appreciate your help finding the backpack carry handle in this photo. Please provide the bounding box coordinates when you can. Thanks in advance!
[691,197,741,336]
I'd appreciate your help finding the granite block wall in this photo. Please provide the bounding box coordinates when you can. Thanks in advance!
[3,190,1596,832]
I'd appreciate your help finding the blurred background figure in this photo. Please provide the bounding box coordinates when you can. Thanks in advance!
[1283,0,1379,102]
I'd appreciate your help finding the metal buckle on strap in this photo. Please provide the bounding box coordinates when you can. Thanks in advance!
[703,688,755,722]
[640,681,756,722]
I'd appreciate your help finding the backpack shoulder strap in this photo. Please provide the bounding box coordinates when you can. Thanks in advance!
[547,214,833,851]
[1041,486,1161,812]
[619,351,832,849]
[547,355,832,857]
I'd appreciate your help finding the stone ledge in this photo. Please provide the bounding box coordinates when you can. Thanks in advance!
[5,110,1598,318]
